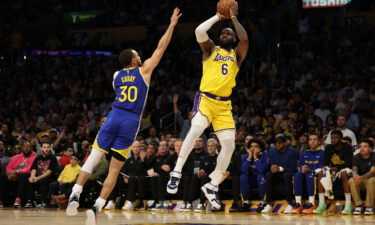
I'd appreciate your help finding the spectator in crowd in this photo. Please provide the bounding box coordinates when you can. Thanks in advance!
[262,135,298,213]
[58,145,74,168]
[145,127,159,144]
[80,140,92,163]
[0,124,17,147]
[238,138,270,213]
[349,139,375,215]
[176,138,206,211]
[314,101,332,125]
[120,141,147,211]
[325,115,358,147]
[226,146,242,212]
[3,141,36,207]
[147,141,171,210]
[188,138,217,212]
[29,142,58,207]
[49,154,81,206]
[296,133,308,153]
[291,133,324,214]
[315,130,353,214]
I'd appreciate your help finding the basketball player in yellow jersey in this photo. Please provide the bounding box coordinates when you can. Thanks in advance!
[167,0,248,209]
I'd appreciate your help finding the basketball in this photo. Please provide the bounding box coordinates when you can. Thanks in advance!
[217,0,232,18]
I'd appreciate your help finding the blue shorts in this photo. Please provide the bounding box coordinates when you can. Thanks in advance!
[93,107,140,161]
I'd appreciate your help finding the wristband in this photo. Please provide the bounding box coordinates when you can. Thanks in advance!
[231,16,237,19]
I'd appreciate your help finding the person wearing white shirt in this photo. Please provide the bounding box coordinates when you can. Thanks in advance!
[325,115,357,147]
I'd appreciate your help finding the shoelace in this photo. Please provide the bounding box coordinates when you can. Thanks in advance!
[170,177,179,185]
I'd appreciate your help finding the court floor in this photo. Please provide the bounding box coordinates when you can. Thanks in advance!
[0,208,374,225]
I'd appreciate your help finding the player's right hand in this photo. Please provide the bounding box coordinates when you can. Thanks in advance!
[170,8,182,27]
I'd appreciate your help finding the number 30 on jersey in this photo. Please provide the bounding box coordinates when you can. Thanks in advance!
[119,86,138,102]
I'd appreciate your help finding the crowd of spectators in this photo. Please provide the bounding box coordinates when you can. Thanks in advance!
[0,0,374,215]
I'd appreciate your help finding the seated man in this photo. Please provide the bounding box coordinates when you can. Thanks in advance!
[314,130,353,214]
[291,133,324,214]
[262,135,298,213]
[49,154,81,206]
[147,141,171,210]
[238,138,270,213]
[189,138,217,212]
[119,141,147,211]
[349,139,375,215]
[29,142,58,207]
[58,145,74,168]
[4,141,37,207]
[176,138,206,211]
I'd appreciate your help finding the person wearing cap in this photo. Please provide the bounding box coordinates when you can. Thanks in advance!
[262,135,298,213]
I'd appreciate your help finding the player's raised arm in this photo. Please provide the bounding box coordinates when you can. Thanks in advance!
[230,1,248,66]
[142,8,182,82]
[195,11,224,60]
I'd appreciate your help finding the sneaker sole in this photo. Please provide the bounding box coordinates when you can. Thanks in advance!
[167,186,178,194]
[201,186,221,210]
[66,201,79,216]
[86,210,96,225]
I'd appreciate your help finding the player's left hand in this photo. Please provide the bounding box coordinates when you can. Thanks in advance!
[271,164,279,173]
[229,0,238,18]
[170,8,182,27]
[301,165,309,174]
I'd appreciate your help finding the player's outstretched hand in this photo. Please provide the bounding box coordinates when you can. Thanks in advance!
[170,8,182,27]
[229,0,238,18]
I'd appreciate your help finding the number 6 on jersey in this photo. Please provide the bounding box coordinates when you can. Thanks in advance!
[222,63,228,75]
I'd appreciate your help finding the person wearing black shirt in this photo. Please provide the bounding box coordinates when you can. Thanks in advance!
[349,139,375,215]
[121,141,148,211]
[176,138,206,211]
[189,138,217,212]
[316,130,353,214]
[148,141,171,210]
[29,142,58,207]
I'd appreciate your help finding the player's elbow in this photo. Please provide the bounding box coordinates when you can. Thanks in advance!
[195,27,209,43]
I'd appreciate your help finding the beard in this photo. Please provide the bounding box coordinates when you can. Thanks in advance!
[219,39,234,49]
[23,151,32,157]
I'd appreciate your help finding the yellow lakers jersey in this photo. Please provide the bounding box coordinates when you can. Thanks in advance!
[199,46,239,97]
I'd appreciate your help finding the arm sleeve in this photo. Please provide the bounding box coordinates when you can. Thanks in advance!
[195,15,220,43]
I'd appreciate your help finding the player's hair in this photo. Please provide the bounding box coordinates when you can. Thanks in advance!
[247,138,266,152]
[359,139,374,148]
[331,130,343,138]
[119,49,134,67]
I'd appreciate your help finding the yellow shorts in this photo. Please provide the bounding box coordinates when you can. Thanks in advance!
[192,92,235,132]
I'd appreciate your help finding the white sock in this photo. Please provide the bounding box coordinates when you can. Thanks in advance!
[319,193,325,204]
[95,197,107,212]
[309,196,315,205]
[243,200,249,204]
[70,184,83,198]
[296,196,302,205]
[345,193,351,205]
[174,125,205,172]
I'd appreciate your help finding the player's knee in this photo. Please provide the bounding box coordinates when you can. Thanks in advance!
[239,173,248,181]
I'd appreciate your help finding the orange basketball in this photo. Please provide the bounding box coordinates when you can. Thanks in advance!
[217,0,232,18]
